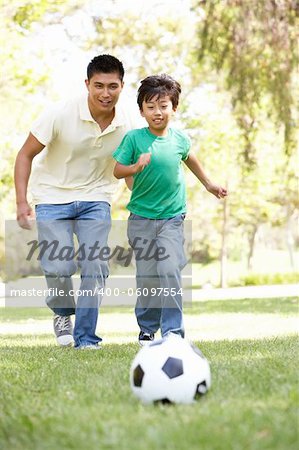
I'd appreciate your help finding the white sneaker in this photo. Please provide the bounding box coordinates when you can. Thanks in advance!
[164,332,184,340]
[53,314,74,347]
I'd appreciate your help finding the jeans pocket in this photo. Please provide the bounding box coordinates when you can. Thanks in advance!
[35,204,51,219]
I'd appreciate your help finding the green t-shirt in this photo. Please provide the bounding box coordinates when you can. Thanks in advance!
[113,127,190,219]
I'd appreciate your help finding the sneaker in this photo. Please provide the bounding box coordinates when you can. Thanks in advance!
[53,314,74,347]
[138,331,154,346]
[164,332,184,340]
[75,343,102,350]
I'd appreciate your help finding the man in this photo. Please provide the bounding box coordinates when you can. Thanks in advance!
[14,55,139,349]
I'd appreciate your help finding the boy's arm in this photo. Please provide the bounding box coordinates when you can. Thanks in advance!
[184,151,228,199]
[14,132,45,229]
[113,153,151,179]
[125,177,134,191]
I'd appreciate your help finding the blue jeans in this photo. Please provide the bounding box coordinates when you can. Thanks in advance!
[35,201,111,347]
[127,213,187,338]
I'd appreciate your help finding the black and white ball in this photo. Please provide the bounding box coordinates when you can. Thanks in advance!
[130,335,211,404]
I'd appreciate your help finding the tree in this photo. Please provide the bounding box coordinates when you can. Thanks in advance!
[195,0,298,159]
[0,0,84,278]
[0,0,87,203]
[192,0,299,281]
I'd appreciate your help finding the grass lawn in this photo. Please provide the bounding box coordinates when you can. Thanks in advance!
[190,255,299,287]
[0,297,298,450]
[0,336,298,450]
[1,296,298,321]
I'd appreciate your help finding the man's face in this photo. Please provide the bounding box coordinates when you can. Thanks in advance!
[85,72,124,115]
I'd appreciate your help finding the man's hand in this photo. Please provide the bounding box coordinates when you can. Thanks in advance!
[206,183,228,199]
[134,153,151,173]
[14,133,44,229]
[17,201,34,230]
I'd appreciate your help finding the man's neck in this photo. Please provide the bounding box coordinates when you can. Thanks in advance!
[88,100,115,131]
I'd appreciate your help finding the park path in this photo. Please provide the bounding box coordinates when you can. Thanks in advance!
[0,313,298,343]
[0,282,298,343]
[0,282,298,306]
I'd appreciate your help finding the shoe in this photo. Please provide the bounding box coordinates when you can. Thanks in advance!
[164,332,184,340]
[53,314,74,347]
[75,343,102,350]
[138,331,154,346]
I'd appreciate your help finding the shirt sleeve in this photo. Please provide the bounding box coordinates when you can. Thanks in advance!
[30,105,58,146]
[181,133,191,161]
[113,132,135,165]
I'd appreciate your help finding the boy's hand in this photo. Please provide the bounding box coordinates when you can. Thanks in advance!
[17,201,34,229]
[206,183,228,199]
[134,153,151,173]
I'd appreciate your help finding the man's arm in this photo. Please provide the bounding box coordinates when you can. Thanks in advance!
[184,151,228,199]
[113,153,151,179]
[14,132,45,229]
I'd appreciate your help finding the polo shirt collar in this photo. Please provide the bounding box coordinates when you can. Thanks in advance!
[79,94,125,127]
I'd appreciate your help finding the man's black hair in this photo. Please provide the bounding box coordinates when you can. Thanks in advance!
[87,54,124,81]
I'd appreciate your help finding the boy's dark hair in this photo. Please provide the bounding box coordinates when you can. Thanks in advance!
[137,74,181,110]
[87,54,124,81]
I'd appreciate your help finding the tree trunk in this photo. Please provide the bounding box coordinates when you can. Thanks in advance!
[247,224,258,271]
[220,194,229,288]
[286,207,295,270]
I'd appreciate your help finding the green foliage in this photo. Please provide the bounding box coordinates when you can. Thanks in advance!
[86,11,197,83]
[195,0,299,158]
[2,0,82,30]
[0,0,84,184]
[189,0,299,268]
[239,272,299,286]
[12,0,62,29]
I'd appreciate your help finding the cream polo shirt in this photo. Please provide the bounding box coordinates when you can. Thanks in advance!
[29,94,140,205]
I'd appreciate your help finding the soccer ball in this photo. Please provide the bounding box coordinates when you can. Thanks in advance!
[130,335,211,404]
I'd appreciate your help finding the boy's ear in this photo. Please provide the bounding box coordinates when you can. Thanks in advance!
[140,108,144,117]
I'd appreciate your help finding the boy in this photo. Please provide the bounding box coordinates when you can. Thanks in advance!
[113,74,227,345]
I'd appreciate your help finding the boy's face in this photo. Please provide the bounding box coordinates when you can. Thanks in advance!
[85,72,124,115]
[140,95,176,136]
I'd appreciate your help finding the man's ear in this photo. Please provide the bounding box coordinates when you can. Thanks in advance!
[85,79,90,89]
[140,108,144,117]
